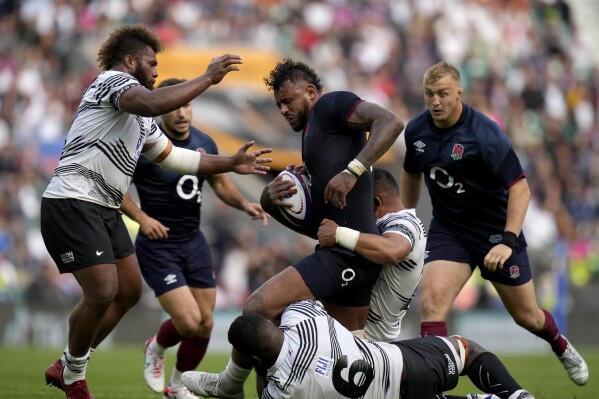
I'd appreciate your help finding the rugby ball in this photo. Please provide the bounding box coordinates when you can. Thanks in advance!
[277,170,312,227]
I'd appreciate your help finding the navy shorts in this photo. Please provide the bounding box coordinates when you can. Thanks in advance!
[393,336,460,398]
[293,246,382,306]
[426,224,532,285]
[136,233,216,297]
[41,198,135,273]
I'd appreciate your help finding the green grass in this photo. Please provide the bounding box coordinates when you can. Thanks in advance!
[1,345,597,398]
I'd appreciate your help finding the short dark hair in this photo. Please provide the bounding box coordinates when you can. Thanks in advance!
[373,168,399,196]
[158,78,186,89]
[228,314,271,357]
[97,24,164,71]
[264,58,323,93]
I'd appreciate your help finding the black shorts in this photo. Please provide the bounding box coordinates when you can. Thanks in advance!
[426,223,532,285]
[40,198,135,273]
[136,233,216,297]
[293,246,382,306]
[394,336,460,398]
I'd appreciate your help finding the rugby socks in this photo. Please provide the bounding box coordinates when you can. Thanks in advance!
[176,336,210,372]
[219,358,252,392]
[465,352,521,399]
[169,367,184,389]
[420,321,448,336]
[155,319,182,354]
[62,348,91,385]
[532,308,568,355]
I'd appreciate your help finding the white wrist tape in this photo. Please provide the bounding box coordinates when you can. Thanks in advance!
[143,135,202,175]
[347,159,367,177]
[158,145,202,175]
[335,227,360,251]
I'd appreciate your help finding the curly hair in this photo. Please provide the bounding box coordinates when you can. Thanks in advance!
[228,314,272,357]
[373,167,400,196]
[264,58,323,93]
[97,24,164,71]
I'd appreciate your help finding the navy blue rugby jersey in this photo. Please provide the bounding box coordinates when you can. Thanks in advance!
[132,126,218,242]
[302,91,379,242]
[403,104,526,244]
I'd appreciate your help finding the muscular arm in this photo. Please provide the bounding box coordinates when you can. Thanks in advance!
[118,54,242,117]
[318,218,411,264]
[208,173,269,226]
[504,177,531,236]
[346,101,404,168]
[400,170,422,209]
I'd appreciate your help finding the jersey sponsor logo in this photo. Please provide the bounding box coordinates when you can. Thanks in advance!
[96,250,104,256]
[164,274,178,285]
[444,353,456,375]
[451,144,464,160]
[341,268,356,287]
[414,140,426,153]
[509,265,520,279]
[60,251,75,264]
[315,355,334,377]
[176,175,202,203]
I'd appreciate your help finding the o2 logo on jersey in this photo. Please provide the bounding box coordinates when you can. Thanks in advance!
[332,355,374,398]
[429,166,466,194]
[176,175,202,203]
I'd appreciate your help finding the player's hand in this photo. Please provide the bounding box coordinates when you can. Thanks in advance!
[288,164,306,175]
[324,171,357,209]
[205,54,243,84]
[244,202,270,227]
[231,141,273,175]
[139,215,169,240]
[317,218,339,247]
[261,175,297,210]
[483,244,513,272]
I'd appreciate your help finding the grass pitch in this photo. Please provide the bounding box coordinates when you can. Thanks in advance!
[1,345,597,398]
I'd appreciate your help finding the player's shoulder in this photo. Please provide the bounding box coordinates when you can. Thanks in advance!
[281,300,328,325]
[465,104,509,141]
[404,109,430,135]
[377,209,424,230]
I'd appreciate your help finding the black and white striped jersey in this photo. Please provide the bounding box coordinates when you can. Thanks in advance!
[365,209,427,342]
[43,71,163,208]
[263,300,403,399]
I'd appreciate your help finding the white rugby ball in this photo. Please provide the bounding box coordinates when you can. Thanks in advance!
[277,170,312,227]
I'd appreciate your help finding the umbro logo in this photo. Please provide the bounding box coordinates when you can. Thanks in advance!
[164,274,177,285]
[414,141,426,153]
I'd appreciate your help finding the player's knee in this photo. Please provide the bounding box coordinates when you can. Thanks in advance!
[173,314,202,337]
[197,313,214,336]
[511,310,541,331]
[84,284,118,312]
[462,338,487,371]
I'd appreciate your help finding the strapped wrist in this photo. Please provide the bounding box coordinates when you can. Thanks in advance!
[500,231,518,249]
[347,159,367,177]
[335,227,360,251]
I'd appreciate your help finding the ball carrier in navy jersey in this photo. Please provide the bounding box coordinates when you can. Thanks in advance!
[119,78,269,399]
[401,61,588,386]
[40,25,272,399]
[187,58,405,399]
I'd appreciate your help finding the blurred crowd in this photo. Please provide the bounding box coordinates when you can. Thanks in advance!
[1,0,598,311]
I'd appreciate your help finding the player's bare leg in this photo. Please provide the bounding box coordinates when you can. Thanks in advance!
[494,280,588,385]
[419,260,472,336]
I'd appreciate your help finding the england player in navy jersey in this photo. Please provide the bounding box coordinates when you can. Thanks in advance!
[183,300,536,399]
[120,78,269,399]
[41,25,272,399]
[188,59,405,399]
[401,62,588,386]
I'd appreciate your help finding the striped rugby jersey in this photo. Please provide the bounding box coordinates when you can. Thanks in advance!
[263,300,403,399]
[366,209,427,342]
[44,71,163,208]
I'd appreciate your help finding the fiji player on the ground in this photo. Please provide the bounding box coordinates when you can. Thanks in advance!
[120,78,269,399]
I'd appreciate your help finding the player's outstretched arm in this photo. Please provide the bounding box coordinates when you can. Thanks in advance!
[318,218,411,264]
[143,137,272,176]
[119,54,243,117]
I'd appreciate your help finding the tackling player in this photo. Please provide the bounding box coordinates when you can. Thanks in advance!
[41,25,272,399]
[120,78,269,399]
[317,167,426,342]
[183,300,536,399]
[401,61,588,386]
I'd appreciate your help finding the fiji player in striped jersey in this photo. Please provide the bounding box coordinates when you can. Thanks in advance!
[40,25,272,399]
[183,300,536,399]
[317,167,425,342]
